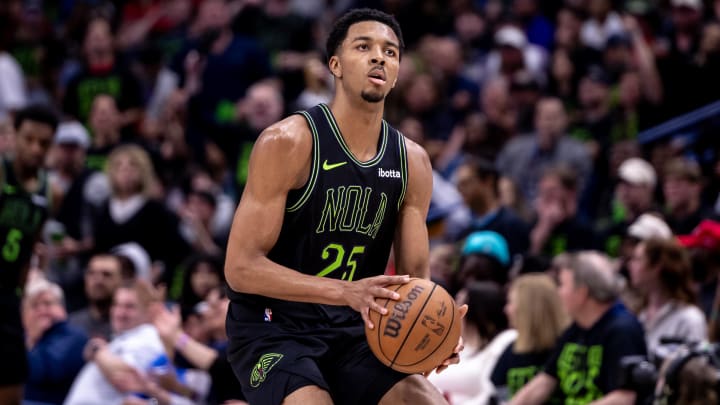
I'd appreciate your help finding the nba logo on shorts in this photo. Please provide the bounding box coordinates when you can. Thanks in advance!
[264,308,273,322]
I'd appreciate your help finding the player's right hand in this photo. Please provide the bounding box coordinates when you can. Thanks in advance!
[345,274,411,330]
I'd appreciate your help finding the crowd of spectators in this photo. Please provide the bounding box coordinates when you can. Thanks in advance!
[1,0,720,404]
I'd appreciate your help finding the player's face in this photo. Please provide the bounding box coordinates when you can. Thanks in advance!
[331,21,400,103]
[16,120,54,170]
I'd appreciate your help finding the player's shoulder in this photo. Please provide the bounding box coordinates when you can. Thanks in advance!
[255,114,313,156]
[401,136,432,175]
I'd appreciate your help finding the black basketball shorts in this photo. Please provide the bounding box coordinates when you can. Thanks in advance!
[227,321,411,405]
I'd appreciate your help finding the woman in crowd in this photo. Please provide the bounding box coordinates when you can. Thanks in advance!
[490,273,569,404]
[428,281,516,404]
[628,238,707,360]
[92,144,190,285]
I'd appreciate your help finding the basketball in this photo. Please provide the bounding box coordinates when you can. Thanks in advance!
[365,278,462,374]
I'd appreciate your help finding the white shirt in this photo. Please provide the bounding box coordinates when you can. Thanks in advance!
[428,329,518,405]
[64,324,166,405]
[109,195,147,224]
[639,301,707,360]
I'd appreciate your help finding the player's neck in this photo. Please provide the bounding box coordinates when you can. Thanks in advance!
[328,97,384,161]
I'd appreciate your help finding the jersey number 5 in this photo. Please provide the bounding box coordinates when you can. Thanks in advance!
[2,228,23,262]
[316,244,365,281]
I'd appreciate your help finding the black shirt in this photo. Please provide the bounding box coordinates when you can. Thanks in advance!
[62,64,143,124]
[491,344,561,404]
[92,198,190,283]
[544,302,647,403]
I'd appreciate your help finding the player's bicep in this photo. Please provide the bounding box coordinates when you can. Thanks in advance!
[393,141,433,278]
[226,121,310,261]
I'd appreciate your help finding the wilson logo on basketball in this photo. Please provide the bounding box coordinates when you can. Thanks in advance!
[383,285,425,338]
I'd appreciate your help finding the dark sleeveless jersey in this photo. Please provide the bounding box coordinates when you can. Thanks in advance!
[227,103,408,327]
[0,159,50,291]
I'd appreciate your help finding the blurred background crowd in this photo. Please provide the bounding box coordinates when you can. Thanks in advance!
[1,0,720,404]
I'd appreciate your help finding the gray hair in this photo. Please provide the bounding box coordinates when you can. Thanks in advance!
[564,251,625,303]
[24,277,65,307]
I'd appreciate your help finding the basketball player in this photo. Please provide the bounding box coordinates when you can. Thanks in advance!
[224,8,466,405]
[0,105,58,404]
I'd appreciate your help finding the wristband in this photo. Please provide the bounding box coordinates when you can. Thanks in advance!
[175,332,190,350]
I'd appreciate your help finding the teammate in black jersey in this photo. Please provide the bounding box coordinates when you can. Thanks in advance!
[0,105,58,405]
[224,8,466,405]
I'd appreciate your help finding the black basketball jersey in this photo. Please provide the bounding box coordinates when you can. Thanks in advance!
[227,103,408,326]
[0,159,49,291]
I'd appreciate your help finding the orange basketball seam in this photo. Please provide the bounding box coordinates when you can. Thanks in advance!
[389,282,438,369]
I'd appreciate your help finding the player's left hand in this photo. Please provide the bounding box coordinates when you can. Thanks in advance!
[423,304,468,377]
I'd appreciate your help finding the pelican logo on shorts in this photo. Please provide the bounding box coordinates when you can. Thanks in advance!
[377,168,401,178]
[250,353,284,388]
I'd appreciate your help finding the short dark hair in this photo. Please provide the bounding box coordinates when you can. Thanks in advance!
[14,104,59,132]
[325,8,404,62]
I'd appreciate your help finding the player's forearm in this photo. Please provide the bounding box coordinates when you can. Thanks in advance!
[225,255,346,305]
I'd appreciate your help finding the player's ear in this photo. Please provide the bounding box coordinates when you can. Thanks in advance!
[329,55,342,78]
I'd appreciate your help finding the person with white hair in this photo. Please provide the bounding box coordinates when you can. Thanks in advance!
[22,278,88,405]
[510,251,647,405]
